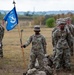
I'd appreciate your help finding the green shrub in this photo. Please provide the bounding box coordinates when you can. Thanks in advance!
[46,18,55,28]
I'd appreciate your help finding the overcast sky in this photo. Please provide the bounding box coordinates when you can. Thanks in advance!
[0,0,74,11]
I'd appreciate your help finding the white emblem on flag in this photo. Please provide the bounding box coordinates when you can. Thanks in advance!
[9,14,16,23]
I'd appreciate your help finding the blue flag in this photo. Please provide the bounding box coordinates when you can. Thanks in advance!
[3,7,18,31]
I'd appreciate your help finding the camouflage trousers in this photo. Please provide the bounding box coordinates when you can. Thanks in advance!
[0,43,3,57]
[54,48,71,70]
[28,50,45,69]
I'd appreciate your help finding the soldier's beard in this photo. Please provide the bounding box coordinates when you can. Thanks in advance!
[61,28,64,30]
[59,25,64,30]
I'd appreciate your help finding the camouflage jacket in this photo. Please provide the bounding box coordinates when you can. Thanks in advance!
[52,27,58,47]
[0,25,5,42]
[52,27,72,49]
[24,34,47,53]
[66,24,74,36]
[65,24,74,46]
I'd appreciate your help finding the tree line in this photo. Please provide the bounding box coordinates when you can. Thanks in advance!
[0,12,74,28]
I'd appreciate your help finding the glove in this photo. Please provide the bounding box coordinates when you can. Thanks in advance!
[21,45,26,48]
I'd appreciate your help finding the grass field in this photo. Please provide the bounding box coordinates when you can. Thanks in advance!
[0,27,74,75]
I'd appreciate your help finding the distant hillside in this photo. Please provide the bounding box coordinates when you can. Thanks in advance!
[0,10,74,15]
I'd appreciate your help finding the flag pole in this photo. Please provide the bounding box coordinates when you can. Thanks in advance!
[13,0,26,68]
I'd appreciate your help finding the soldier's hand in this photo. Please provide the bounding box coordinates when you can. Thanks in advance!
[21,45,26,48]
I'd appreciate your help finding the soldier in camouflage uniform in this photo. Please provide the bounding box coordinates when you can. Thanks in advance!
[52,18,63,34]
[21,25,47,69]
[0,23,5,58]
[65,17,74,56]
[52,18,65,66]
[52,20,72,71]
[52,18,64,57]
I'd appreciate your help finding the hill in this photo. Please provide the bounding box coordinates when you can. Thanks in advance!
[0,10,74,15]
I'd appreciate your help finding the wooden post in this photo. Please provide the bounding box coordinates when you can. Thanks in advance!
[13,0,26,68]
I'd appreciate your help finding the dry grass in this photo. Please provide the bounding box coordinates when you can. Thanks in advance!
[0,27,74,75]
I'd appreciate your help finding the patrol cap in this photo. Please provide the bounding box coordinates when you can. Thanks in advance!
[56,18,64,25]
[34,25,40,31]
[60,20,66,25]
[57,19,66,26]
[56,21,61,25]
[56,18,62,23]
[65,17,71,21]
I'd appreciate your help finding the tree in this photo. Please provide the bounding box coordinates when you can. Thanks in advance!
[39,16,45,25]
[46,18,55,28]
[33,16,45,25]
